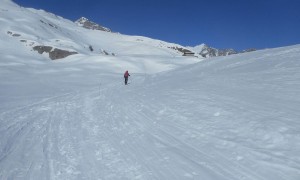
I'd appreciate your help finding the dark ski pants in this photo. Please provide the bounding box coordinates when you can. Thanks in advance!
[124,77,128,85]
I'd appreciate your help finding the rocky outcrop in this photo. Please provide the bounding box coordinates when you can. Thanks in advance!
[7,31,21,37]
[188,44,256,58]
[196,44,237,58]
[168,46,194,56]
[40,20,58,29]
[49,48,78,60]
[33,46,77,60]
[33,46,52,54]
[75,17,111,32]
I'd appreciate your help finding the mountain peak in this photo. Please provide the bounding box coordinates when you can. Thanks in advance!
[77,17,89,23]
[188,44,257,58]
[75,17,111,32]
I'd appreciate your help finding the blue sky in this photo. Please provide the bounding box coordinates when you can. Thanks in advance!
[13,0,300,51]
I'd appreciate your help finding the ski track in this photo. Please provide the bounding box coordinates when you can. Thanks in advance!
[1,1,300,179]
[0,78,300,180]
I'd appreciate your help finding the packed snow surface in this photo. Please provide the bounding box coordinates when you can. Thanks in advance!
[1,0,300,179]
[1,43,300,179]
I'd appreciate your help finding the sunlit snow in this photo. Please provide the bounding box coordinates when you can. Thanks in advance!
[1,0,300,179]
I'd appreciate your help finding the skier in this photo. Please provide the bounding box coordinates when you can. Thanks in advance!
[124,70,130,85]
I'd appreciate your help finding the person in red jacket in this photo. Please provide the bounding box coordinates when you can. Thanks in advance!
[124,70,130,85]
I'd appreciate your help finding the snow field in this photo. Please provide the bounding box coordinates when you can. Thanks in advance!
[1,0,300,179]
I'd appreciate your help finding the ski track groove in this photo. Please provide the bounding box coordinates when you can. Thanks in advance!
[1,79,300,179]
[122,98,264,180]
[90,83,258,180]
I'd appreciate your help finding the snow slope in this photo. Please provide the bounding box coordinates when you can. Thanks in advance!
[1,41,300,179]
[1,0,192,59]
[1,0,300,180]
[0,0,198,110]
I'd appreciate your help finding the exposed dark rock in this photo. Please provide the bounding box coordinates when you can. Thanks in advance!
[218,49,238,56]
[49,48,77,60]
[102,50,109,55]
[183,51,195,56]
[33,45,77,60]
[33,46,52,54]
[188,44,257,58]
[168,46,193,55]
[198,45,238,58]
[12,34,21,37]
[20,40,27,42]
[75,17,111,32]
[48,23,58,29]
[89,45,94,52]
[40,19,58,29]
[7,31,22,37]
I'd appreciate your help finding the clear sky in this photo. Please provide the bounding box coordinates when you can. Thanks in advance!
[13,0,300,51]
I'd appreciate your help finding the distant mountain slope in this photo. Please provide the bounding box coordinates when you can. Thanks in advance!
[188,44,256,58]
[0,0,194,60]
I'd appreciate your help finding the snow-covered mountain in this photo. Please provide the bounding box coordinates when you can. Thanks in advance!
[0,0,196,61]
[1,0,250,60]
[188,44,256,58]
[1,0,300,180]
